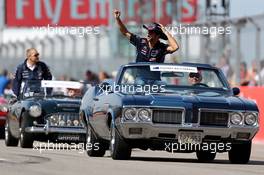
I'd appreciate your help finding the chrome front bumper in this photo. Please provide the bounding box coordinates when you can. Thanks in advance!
[24,121,86,135]
[25,126,86,135]
[117,122,259,141]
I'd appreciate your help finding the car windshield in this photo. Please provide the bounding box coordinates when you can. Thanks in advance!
[21,80,82,98]
[119,65,228,94]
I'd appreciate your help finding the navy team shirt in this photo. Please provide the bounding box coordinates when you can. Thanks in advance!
[12,59,52,97]
[130,34,171,63]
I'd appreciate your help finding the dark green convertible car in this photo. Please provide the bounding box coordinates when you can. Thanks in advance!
[5,80,86,148]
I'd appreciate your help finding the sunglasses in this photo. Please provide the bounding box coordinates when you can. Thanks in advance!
[189,73,201,79]
[33,53,39,57]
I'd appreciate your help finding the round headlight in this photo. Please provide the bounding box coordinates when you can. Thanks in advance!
[0,106,8,113]
[73,120,79,126]
[123,108,137,120]
[29,105,42,117]
[138,109,151,122]
[245,113,257,125]
[230,112,243,125]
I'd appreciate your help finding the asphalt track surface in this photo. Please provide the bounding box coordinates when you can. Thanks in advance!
[0,140,264,175]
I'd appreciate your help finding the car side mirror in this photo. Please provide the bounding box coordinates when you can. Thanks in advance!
[232,87,240,96]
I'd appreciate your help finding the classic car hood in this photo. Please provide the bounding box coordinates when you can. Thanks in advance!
[123,93,258,111]
[26,97,81,113]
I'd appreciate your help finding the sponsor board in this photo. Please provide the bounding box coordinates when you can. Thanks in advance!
[150,65,198,72]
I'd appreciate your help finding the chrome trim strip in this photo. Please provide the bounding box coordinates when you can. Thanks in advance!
[25,126,86,134]
[45,120,50,135]
[57,103,80,108]
[25,119,85,134]
[123,105,185,109]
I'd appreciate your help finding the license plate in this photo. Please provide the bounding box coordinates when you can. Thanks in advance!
[57,135,80,141]
[178,132,202,144]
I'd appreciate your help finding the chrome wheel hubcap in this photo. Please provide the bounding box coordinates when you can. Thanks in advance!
[5,123,8,140]
[20,128,23,142]
[110,127,115,152]
[87,128,91,144]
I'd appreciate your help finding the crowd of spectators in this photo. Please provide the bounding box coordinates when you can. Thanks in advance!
[0,69,12,96]
[216,56,264,87]
[0,68,113,97]
[1,59,264,98]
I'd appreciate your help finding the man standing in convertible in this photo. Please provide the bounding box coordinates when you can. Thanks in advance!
[12,48,52,98]
[114,9,179,63]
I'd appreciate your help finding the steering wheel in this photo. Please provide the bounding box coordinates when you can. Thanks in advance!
[193,83,209,87]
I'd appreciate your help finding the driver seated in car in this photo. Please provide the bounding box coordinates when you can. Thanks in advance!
[67,88,81,97]
[188,72,203,85]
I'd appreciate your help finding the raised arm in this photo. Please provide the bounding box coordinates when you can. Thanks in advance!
[159,23,179,53]
[114,9,132,40]
[42,62,52,80]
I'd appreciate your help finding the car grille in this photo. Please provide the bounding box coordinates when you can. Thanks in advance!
[152,109,183,124]
[57,103,80,108]
[199,111,229,126]
[46,113,82,127]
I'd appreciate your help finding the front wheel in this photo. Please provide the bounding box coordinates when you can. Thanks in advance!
[5,121,19,147]
[0,126,5,139]
[228,141,252,164]
[86,125,106,157]
[20,114,34,148]
[110,121,131,160]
